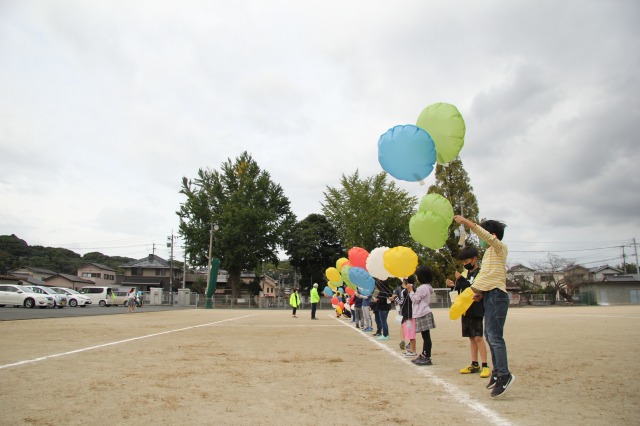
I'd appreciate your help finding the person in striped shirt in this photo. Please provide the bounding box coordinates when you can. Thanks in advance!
[453,215,515,399]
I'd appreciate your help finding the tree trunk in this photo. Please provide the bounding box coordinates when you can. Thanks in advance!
[229,266,242,306]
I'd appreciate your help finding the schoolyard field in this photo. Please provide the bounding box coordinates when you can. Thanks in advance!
[0,305,638,425]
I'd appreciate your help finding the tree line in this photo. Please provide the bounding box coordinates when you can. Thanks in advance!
[0,234,135,276]
[178,151,481,298]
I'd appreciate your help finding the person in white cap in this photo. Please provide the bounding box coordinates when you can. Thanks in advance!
[310,283,320,320]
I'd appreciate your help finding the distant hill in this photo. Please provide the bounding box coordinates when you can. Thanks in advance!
[0,234,135,275]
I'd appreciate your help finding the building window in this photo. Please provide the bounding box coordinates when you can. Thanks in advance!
[131,268,143,276]
[155,269,166,276]
[81,272,102,278]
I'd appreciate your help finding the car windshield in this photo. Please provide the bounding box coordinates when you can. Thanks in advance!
[38,287,55,295]
[51,288,67,294]
[18,286,36,293]
[65,289,81,295]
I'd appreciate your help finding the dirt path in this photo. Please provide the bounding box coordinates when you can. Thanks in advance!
[1,305,638,425]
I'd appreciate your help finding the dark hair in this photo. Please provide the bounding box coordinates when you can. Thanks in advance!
[458,246,479,260]
[479,219,507,241]
[411,266,433,285]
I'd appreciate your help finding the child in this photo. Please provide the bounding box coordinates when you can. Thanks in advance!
[393,279,417,357]
[408,266,436,366]
[446,246,490,378]
[454,215,514,398]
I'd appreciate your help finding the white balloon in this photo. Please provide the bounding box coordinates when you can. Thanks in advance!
[366,247,392,280]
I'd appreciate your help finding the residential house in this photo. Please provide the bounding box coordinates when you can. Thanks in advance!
[578,274,640,305]
[10,267,57,281]
[119,254,183,292]
[77,263,117,287]
[43,273,96,290]
[589,265,624,282]
[507,264,535,285]
[260,275,278,298]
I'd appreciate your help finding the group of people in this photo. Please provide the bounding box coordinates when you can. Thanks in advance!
[293,215,515,398]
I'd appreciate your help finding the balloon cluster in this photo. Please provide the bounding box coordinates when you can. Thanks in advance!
[409,193,454,250]
[323,246,419,314]
[377,102,466,251]
[378,102,466,183]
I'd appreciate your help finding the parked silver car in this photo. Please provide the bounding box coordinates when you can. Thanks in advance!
[0,285,54,308]
[50,287,92,307]
[25,285,67,308]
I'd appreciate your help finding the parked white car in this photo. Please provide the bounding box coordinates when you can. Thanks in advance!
[25,285,67,308]
[50,287,92,307]
[0,285,54,308]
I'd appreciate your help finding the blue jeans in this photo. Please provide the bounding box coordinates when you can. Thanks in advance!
[483,289,510,376]
[373,310,382,333]
[378,310,390,337]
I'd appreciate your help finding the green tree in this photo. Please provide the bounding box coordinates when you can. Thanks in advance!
[321,171,417,249]
[284,214,344,293]
[177,151,296,299]
[420,159,481,286]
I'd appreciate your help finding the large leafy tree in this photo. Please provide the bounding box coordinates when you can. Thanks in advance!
[177,151,296,298]
[322,171,417,249]
[284,214,344,293]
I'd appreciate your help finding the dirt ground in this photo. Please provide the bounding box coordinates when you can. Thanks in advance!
[0,305,638,426]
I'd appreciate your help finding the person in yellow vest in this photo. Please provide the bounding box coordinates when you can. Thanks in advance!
[290,288,301,318]
[310,283,320,320]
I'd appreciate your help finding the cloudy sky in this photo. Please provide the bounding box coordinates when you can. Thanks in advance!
[1,0,638,269]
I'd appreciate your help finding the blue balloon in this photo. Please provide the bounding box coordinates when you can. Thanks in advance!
[378,124,437,182]
[348,267,375,296]
[323,286,333,297]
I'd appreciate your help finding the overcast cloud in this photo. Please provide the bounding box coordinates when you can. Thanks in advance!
[1,0,638,268]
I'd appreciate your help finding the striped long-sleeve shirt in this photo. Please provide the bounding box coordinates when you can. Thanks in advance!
[470,225,508,293]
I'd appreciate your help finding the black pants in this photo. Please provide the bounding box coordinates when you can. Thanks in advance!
[292,307,297,315]
[421,330,432,357]
[311,303,317,319]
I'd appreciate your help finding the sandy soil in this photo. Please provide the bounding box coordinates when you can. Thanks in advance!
[0,305,639,425]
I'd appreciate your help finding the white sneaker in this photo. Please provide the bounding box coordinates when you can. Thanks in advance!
[402,350,417,357]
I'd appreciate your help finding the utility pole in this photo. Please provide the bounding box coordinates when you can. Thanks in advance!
[206,224,219,293]
[633,238,639,274]
[167,232,175,292]
[621,244,627,273]
[182,238,187,289]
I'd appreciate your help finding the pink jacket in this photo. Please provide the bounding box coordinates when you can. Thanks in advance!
[409,284,434,318]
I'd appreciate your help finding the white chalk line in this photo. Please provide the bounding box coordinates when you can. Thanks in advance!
[0,313,258,371]
[330,314,513,426]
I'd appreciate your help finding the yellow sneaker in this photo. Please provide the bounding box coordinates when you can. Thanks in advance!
[459,365,481,374]
[480,366,491,378]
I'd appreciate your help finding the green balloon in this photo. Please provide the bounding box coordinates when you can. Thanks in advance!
[418,193,453,224]
[341,265,357,290]
[409,210,450,250]
[416,103,465,165]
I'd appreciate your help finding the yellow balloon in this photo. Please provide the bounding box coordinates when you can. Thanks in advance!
[328,282,337,291]
[336,306,343,315]
[336,257,349,271]
[383,246,418,278]
[449,288,475,320]
[325,267,341,283]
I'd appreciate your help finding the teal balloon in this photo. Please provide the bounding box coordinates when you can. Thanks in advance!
[416,103,465,165]
[418,193,454,224]
[409,210,450,250]
[348,267,375,296]
[323,286,334,297]
[378,124,436,182]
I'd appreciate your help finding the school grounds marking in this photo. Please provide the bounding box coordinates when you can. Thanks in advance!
[0,313,258,371]
[331,315,513,426]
